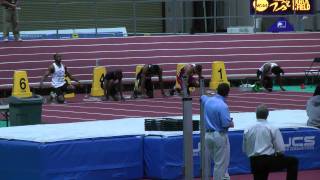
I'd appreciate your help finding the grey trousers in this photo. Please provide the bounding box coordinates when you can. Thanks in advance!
[3,8,20,39]
[205,131,230,180]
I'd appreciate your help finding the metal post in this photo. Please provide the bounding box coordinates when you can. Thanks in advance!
[182,76,193,180]
[132,1,137,35]
[94,0,98,36]
[202,0,208,32]
[55,1,59,38]
[200,78,209,180]
[173,0,177,34]
[253,0,257,33]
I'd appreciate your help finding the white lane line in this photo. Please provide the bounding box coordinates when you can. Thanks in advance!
[228,100,305,108]
[1,51,318,68]
[228,105,278,111]
[43,94,306,111]
[1,38,320,50]
[41,91,308,107]
[67,101,183,110]
[43,107,182,116]
[231,92,311,98]
[1,44,320,57]
[0,57,313,66]
[51,98,193,107]
[41,115,114,121]
[47,102,181,113]
[42,104,278,121]
[229,95,309,102]
[42,94,305,121]
[43,109,133,117]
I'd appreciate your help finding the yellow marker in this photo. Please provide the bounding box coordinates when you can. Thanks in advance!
[209,61,230,90]
[12,70,32,98]
[90,66,106,97]
[134,65,144,90]
[64,76,75,98]
[174,63,186,90]
[135,65,144,75]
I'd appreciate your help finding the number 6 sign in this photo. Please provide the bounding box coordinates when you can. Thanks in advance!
[12,71,32,98]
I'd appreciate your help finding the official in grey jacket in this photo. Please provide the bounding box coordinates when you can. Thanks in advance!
[307,84,320,128]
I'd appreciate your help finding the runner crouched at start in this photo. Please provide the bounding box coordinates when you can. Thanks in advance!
[170,64,202,96]
[102,70,124,101]
[133,64,166,98]
[257,62,285,92]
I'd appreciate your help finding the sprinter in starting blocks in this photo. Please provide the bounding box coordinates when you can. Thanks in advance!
[102,70,124,101]
[132,64,166,98]
[170,63,202,96]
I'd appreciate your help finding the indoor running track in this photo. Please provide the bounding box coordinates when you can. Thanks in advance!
[41,88,311,124]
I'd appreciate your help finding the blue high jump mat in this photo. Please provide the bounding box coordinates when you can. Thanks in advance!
[0,120,144,180]
[144,110,320,179]
[0,110,319,179]
[144,128,320,179]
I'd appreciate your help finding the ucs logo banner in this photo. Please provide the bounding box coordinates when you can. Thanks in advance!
[284,136,315,151]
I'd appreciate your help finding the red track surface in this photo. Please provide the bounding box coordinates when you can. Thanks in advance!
[0,33,314,125]
[42,88,311,124]
[1,32,320,86]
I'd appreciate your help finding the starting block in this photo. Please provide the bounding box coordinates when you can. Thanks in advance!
[209,61,230,90]
[90,66,106,97]
[12,70,32,98]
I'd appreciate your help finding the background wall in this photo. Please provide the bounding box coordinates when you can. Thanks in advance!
[0,0,318,35]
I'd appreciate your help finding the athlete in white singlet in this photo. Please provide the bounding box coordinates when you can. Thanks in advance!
[256,62,285,92]
[40,53,80,103]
